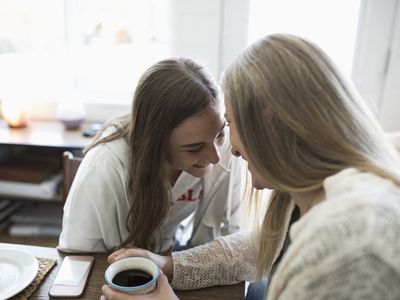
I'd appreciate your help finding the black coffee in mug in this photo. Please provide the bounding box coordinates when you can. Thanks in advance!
[112,269,153,287]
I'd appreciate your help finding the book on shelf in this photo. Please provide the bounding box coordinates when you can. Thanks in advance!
[0,198,13,212]
[8,201,63,238]
[10,202,63,226]
[0,219,10,232]
[0,199,22,231]
[8,223,62,237]
[0,172,62,200]
[0,199,22,223]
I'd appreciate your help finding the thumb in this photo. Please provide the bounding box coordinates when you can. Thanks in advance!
[157,270,170,287]
[153,270,178,299]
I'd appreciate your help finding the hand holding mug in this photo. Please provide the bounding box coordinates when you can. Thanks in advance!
[101,270,178,300]
[108,247,173,281]
[105,257,159,295]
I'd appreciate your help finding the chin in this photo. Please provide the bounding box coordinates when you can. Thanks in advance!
[252,185,264,190]
[251,177,272,190]
[252,180,266,190]
[188,164,214,178]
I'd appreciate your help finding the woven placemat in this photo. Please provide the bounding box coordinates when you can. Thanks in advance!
[10,257,57,300]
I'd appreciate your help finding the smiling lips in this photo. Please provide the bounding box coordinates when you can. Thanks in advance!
[193,163,209,168]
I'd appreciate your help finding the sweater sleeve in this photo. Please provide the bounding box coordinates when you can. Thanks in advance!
[171,231,258,290]
[271,250,400,300]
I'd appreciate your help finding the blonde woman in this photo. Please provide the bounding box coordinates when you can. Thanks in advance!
[58,58,243,255]
[101,34,400,300]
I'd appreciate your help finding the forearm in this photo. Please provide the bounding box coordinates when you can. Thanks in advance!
[171,231,257,290]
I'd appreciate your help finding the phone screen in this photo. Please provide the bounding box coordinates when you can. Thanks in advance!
[54,257,91,285]
[49,256,94,298]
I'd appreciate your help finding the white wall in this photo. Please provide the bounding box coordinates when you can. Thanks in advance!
[352,0,400,131]
[218,0,250,75]
[170,0,222,77]
[169,0,249,81]
[379,1,400,131]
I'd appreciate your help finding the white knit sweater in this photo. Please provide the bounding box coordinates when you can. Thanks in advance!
[171,168,400,299]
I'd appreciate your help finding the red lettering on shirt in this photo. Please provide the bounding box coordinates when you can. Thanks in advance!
[187,189,194,201]
[177,189,204,202]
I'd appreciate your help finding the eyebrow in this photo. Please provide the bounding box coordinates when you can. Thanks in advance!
[181,142,204,149]
[180,122,226,149]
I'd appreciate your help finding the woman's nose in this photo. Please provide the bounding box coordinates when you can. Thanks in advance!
[231,148,241,157]
[207,144,221,164]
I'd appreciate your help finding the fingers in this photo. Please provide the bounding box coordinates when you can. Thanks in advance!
[102,285,121,300]
[152,271,178,299]
[108,248,129,263]
[102,285,141,300]
[108,247,149,263]
[102,275,177,300]
[156,271,170,287]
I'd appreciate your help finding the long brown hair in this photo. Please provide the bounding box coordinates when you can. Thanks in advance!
[87,58,219,252]
[222,34,400,277]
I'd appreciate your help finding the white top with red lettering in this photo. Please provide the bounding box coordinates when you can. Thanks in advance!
[58,126,243,253]
[161,173,203,249]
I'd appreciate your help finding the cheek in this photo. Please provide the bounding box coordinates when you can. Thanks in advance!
[248,163,270,189]
[167,150,184,166]
[169,152,200,169]
[230,128,247,158]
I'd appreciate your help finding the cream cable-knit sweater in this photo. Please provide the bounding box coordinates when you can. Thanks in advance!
[171,168,400,299]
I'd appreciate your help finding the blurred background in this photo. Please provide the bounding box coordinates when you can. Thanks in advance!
[0,0,398,131]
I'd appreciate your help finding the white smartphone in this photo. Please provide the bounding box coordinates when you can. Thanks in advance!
[49,256,94,298]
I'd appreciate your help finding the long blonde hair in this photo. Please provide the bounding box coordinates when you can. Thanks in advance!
[221,34,400,277]
[86,58,219,252]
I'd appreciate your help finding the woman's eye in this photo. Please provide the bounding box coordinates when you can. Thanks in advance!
[187,148,201,153]
[217,131,225,140]
[216,133,225,146]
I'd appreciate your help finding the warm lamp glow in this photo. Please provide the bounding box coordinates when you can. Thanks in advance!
[1,101,28,128]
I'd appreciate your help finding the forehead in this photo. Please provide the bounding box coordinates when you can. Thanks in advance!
[224,96,232,113]
[169,106,223,143]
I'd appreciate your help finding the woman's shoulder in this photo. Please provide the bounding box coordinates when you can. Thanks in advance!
[85,127,129,168]
[272,188,400,298]
[293,176,400,240]
[272,208,400,299]
[289,178,400,268]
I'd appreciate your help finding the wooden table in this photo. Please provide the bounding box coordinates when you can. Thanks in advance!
[0,243,244,300]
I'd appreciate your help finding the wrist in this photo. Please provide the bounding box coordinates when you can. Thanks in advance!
[163,255,173,282]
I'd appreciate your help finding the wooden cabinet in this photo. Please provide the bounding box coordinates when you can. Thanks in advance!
[0,120,91,246]
[0,120,90,201]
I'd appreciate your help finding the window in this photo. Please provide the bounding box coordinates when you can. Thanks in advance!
[247,0,361,77]
[0,0,171,107]
[1,0,369,123]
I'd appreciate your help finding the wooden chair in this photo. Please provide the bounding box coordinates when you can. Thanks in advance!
[63,151,83,199]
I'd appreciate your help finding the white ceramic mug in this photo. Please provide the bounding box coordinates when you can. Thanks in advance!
[104,257,159,295]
